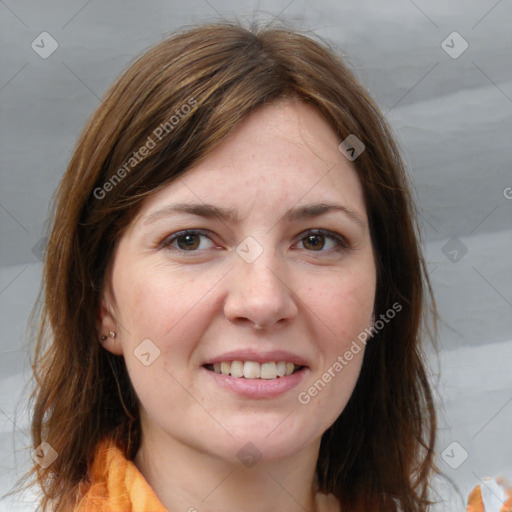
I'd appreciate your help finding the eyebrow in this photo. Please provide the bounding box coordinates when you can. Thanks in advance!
[143,202,366,228]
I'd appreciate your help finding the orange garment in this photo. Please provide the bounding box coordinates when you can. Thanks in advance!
[74,437,510,512]
[466,479,512,512]
[74,438,340,511]
[74,438,167,512]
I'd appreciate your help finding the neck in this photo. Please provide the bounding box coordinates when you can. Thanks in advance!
[134,423,322,512]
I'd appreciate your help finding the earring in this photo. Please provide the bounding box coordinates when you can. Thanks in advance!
[100,331,117,341]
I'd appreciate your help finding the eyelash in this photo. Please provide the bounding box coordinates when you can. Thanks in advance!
[160,228,349,255]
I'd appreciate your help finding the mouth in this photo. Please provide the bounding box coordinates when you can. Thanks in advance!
[203,361,305,380]
[201,350,310,398]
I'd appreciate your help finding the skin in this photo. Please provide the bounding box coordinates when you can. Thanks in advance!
[99,98,377,512]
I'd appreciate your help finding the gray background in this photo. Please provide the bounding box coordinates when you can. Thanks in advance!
[1,0,511,510]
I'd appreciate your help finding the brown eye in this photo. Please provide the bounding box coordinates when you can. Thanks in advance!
[162,230,216,252]
[177,234,200,250]
[296,229,347,253]
[302,233,326,251]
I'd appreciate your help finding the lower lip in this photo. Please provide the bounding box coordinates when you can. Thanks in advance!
[202,367,308,399]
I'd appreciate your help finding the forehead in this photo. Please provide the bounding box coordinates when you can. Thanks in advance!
[135,99,366,223]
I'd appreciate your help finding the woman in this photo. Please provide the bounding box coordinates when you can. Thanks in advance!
[25,20,502,512]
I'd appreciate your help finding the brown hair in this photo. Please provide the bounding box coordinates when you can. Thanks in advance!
[26,20,438,511]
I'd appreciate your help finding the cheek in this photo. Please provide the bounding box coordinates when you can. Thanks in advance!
[112,264,220,409]
[115,262,210,339]
[112,262,229,387]
[295,265,375,419]
[306,266,376,350]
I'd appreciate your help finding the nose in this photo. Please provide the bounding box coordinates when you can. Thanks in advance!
[223,248,299,330]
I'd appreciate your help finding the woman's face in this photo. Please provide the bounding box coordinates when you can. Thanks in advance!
[100,99,377,464]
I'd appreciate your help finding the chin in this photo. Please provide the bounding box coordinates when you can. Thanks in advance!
[207,415,320,465]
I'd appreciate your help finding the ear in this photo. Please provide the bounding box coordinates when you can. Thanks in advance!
[97,287,124,356]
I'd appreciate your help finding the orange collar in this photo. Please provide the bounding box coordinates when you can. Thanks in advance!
[75,438,167,512]
[74,438,342,511]
[466,479,512,512]
[75,437,509,512]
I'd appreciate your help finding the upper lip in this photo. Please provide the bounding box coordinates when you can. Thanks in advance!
[203,349,310,367]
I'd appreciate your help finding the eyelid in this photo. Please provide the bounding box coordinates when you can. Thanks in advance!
[160,228,349,255]
[159,229,217,252]
[293,228,350,252]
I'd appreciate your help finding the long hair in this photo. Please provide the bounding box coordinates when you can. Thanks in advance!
[26,20,438,511]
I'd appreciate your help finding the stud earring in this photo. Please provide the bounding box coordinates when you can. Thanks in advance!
[100,331,117,341]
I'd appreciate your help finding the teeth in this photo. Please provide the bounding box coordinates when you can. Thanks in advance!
[209,360,301,379]
[276,361,286,377]
[260,362,277,379]
[243,361,260,379]
[221,361,231,375]
[230,360,244,378]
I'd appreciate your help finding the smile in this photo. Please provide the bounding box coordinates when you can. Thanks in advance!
[204,360,303,379]
[202,361,308,398]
